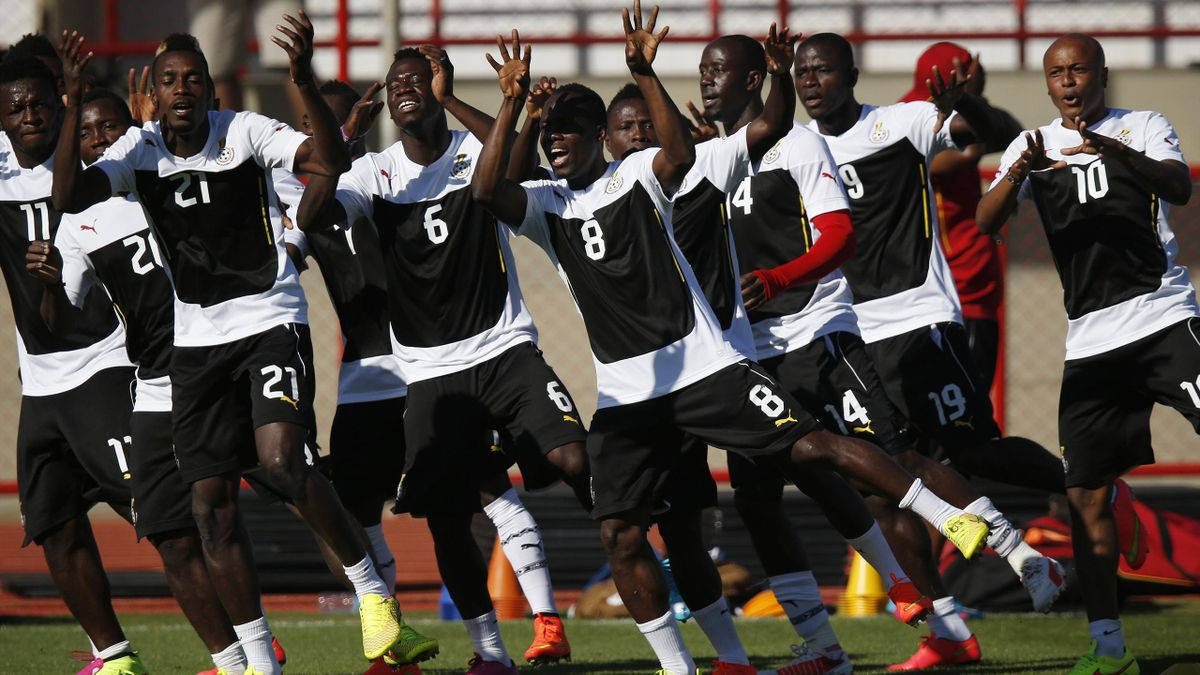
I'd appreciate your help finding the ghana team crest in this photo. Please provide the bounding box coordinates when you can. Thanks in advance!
[1114,127,1133,145]
[763,140,783,164]
[869,121,889,143]
[451,153,472,178]
[216,138,235,165]
[605,173,624,193]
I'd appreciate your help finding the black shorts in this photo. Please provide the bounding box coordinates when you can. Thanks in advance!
[328,396,407,523]
[399,343,587,516]
[129,411,196,540]
[588,360,821,522]
[655,435,719,519]
[171,323,316,483]
[865,322,1001,457]
[963,318,1000,394]
[1060,317,1200,488]
[17,367,136,546]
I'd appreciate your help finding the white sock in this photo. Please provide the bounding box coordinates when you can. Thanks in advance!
[343,555,389,600]
[1090,619,1125,659]
[636,611,696,675]
[364,524,397,595]
[963,497,1042,574]
[484,487,557,615]
[88,638,100,659]
[770,571,842,655]
[691,598,749,665]
[463,610,511,665]
[899,479,962,532]
[846,522,908,590]
[212,641,249,673]
[233,617,280,675]
[96,640,132,661]
[927,596,972,642]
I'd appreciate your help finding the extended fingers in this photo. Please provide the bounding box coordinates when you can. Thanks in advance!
[139,65,150,94]
[621,7,634,36]
[486,52,502,73]
[633,0,643,30]
[362,81,384,100]
[646,4,659,33]
[496,34,512,61]
[270,36,298,59]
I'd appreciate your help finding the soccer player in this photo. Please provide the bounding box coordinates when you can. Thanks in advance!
[289,76,570,669]
[473,7,990,672]
[0,54,146,675]
[295,43,588,675]
[49,19,403,671]
[900,43,1005,391]
[977,33,1196,675]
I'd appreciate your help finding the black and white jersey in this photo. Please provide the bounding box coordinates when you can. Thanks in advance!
[287,225,407,403]
[807,102,961,343]
[56,195,175,389]
[991,108,1197,359]
[0,149,129,396]
[92,110,309,347]
[671,128,753,357]
[513,148,741,407]
[728,123,859,361]
[335,131,535,383]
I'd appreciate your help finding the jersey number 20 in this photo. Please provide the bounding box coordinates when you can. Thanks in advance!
[123,234,164,275]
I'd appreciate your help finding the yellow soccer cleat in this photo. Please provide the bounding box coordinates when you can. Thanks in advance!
[95,654,148,675]
[241,669,265,675]
[381,620,440,665]
[1068,640,1139,675]
[359,593,403,660]
[941,513,990,560]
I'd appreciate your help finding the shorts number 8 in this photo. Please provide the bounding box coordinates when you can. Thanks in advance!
[749,384,785,418]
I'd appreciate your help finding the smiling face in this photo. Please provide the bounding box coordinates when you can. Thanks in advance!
[698,40,757,124]
[794,41,856,122]
[386,56,438,129]
[1043,36,1107,124]
[80,98,131,166]
[153,50,211,135]
[604,97,656,160]
[541,91,605,181]
[0,77,61,163]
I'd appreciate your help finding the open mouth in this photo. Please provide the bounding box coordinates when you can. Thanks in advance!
[1060,93,1080,107]
[549,146,569,170]
[171,100,196,119]
[803,93,823,107]
[396,96,420,113]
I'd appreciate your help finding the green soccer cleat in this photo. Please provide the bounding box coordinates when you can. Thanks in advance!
[381,620,440,665]
[359,593,403,660]
[1069,640,1139,675]
[95,653,148,675]
[941,513,990,560]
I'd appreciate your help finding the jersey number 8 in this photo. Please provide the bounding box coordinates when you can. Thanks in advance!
[580,219,606,260]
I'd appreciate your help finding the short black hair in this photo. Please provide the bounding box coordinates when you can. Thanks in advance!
[393,47,425,64]
[82,88,133,125]
[153,33,209,77]
[0,56,57,89]
[318,79,360,108]
[4,33,56,63]
[553,82,606,129]
[798,33,856,71]
[606,83,644,117]
[710,35,766,73]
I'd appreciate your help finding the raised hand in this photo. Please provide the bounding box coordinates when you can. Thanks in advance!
[271,10,317,86]
[485,29,531,100]
[56,30,92,106]
[1004,129,1065,185]
[419,46,455,103]
[527,76,558,121]
[762,22,799,75]
[127,66,156,125]
[622,0,669,75]
[927,55,978,134]
[685,101,718,142]
[25,241,63,286]
[1060,117,1126,158]
[343,82,385,141]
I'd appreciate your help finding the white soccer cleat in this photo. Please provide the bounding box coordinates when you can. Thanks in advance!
[1021,556,1066,613]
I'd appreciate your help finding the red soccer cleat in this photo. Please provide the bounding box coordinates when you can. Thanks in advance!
[887,635,981,671]
[887,575,933,626]
[363,656,422,674]
[774,643,853,674]
[465,654,518,674]
[710,660,758,674]
[272,636,287,666]
[1112,479,1147,570]
[524,612,571,665]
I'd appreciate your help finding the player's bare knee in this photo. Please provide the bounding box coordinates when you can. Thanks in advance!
[548,443,588,481]
[150,530,199,569]
[599,518,643,560]
[789,430,831,464]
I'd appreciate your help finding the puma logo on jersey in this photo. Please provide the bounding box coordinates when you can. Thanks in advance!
[80,223,97,233]
[821,171,836,181]
[774,412,798,428]
[278,394,300,411]
[852,424,875,435]
[953,417,975,430]
[563,414,580,425]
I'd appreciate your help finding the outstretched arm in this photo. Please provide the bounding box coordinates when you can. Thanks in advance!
[472,31,532,227]
[51,31,112,213]
[275,11,351,176]
[419,45,500,144]
[925,57,1021,153]
[744,23,798,162]
[1061,117,1191,205]
[623,1,694,193]
[507,76,556,181]
[977,130,1064,234]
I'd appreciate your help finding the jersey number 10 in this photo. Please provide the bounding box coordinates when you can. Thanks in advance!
[1070,163,1109,204]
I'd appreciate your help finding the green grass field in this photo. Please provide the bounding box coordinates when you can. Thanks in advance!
[4,601,1200,674]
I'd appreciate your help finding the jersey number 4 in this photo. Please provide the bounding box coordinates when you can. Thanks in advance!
[731,178,754,215]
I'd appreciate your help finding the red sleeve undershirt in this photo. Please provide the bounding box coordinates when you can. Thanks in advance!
[752,209,855,300]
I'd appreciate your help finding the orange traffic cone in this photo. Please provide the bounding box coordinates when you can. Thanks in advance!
[486,535,525,620]
[838,549,887,616]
